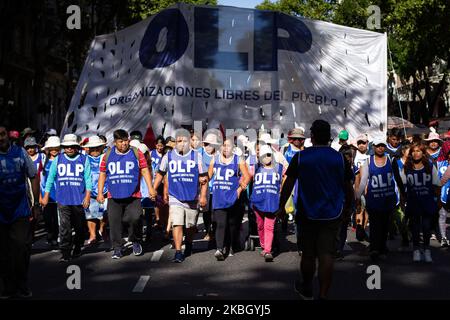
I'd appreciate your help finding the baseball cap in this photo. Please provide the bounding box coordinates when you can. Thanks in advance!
[373,136,387,146]
[338,130,349,141]
[24,137,38,148]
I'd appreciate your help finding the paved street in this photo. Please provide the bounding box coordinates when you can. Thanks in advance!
[23,214,450,300]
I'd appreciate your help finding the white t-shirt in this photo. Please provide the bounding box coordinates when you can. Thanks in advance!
[354,151,370,169]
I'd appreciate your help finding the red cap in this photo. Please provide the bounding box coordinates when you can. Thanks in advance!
[9,131,19,139]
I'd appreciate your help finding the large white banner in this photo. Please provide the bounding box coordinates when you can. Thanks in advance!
[62,3,387,144]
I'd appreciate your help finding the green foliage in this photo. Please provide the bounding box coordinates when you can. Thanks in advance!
[256,0,337,21]
[128,0,217,20]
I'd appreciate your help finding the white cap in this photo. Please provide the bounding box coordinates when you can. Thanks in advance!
[259,145,273,156]
[61,134,80,147]
[138,143,149,154]
[84,135,106,148]
[304,138,313,148]
[42,136,61,150]
[129,139,140,149]
[372,136,387,147]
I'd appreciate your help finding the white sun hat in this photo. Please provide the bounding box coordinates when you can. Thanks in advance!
[84,135,107,148]
[42,136,61,150]
[202,133,222,146]
[60,134,80,147]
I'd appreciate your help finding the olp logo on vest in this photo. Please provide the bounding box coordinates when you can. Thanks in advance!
[58,164,84,177]
[139,7,312,71]
[108,161,135,175]
[254,172,280,185]
[169,160,196,173]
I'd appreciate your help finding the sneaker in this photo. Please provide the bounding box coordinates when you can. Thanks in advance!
[59,252,71,263]
[184,242,193,257]
[214,249,225,261]
[264,252,273,262]
[173,251,184,263]
[132,242,143,256]
[294,280,313,300]
[16,288,32,299]
[424,249,433,263]
[0,291,15,300]
[112,248,123,259]
[430,233,438,241]
[413,249,422,262]
[72,246,82,258]
[441,238,449,247]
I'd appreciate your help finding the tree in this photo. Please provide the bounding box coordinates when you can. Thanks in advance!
[127,0,217,20]
[256,0,337,21]
[255,0,449,124]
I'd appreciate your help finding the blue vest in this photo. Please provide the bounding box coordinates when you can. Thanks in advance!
[284,144,299,164]
[167,150,200,202]
[150,149,162,179]
[366,155,397,212]
[33,153,44,171]
[250,163,283,213]
[106,147,140,199]
[200,147,215,191]
[429,149,440,163]
[40,158,56,201]
[88,155,107,197]
[397,158,405,171]
[0,145,30,223]
[212,154,240,210]
[296,147,345,220]
[404,166,437,215]
[437,160,449,203]
[55,154,87,206]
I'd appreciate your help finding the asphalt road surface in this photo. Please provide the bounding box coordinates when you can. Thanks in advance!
[15,214,450,300]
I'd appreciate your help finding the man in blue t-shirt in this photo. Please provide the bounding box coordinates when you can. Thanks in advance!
[0,125,39,299]
[278,120,353,300]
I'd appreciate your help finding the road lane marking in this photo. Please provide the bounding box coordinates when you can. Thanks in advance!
[133,275,150,293]
[151,250,164,262]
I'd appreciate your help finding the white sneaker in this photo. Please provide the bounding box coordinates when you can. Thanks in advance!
[413,249,422,262]
[430,234,438,241]
[424,249,433,263]
[441,238,449,247]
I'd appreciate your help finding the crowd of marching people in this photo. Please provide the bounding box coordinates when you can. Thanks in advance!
[1,121,450,300]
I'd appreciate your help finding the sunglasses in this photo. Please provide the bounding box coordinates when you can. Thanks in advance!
[357,140,367,145]
[291,138,305,141]
[64,146,78,149]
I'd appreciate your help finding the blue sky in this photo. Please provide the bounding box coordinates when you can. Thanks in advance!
[218,0,262,9]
